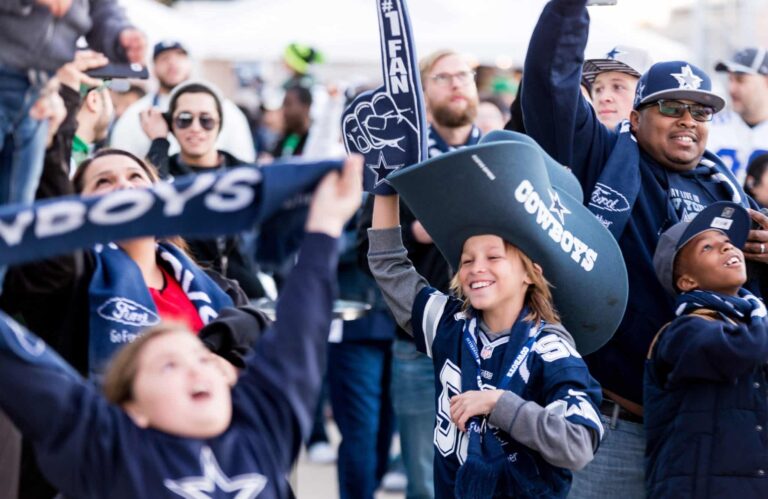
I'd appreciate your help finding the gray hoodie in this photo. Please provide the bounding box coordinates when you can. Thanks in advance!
[0,0,132,73]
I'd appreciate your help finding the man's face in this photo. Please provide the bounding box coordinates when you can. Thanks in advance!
[727,72,768,117]
[630,99,710,172]
[591,71,639,129]
[171,92,221,160]
[153,49,191,90]
[423,54,479,128]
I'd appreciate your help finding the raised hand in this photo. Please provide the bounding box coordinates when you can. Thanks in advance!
[341,0,427,194]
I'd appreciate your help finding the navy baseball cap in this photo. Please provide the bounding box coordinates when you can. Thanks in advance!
[715,47,768,75]
[153,40,188,60]
[633,61,726,113]
[653,201,750,295]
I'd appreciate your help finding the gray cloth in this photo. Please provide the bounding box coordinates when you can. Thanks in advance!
[367,226,428,335]
[0,0,132,72]
[368,226,597,471]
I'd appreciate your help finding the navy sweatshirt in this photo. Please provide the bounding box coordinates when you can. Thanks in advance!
[0,233,338,499]
[521,0,761,405]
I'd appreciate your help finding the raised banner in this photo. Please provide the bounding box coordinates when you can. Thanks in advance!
[0,160,341,266]
[341,0,427,194]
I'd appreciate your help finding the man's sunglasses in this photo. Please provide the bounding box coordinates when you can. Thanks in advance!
[172,112,219,131]
[641,99,715,122]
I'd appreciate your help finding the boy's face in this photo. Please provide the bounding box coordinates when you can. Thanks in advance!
[675,229,747,295]
[458,235,531,314]
[124,331,233,438]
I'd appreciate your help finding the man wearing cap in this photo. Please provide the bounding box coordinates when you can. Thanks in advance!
[582,45,652,130]
[709,47,768,182]
[522,0,768,497]
[110,40,255,162]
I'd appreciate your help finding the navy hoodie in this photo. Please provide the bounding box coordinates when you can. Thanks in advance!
[0,233,337,499]
[521,0,761,405]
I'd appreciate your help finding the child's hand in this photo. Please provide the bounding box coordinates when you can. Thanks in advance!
[450,390,504,432]
[305,155,363,237]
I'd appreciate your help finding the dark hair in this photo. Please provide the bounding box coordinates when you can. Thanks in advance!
[285,85,313,107]
[73,148,159,193]
[745,152,768,198]
[167,83,224,130]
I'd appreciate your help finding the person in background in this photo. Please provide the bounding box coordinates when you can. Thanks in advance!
[745,152,768,207]
[141,80,265,300]
[110,40,255,162]
[476,99,506,135]
[710,47,768,181]
[582,45,652,130]
[272,85,312,159]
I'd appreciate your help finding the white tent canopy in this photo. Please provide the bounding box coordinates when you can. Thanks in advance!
[122,0,691,68]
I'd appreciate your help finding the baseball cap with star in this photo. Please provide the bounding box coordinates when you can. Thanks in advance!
[633,61,726,112]
[582,45,653,87]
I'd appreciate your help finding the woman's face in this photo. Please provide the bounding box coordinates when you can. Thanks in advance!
[80,155,154,195]
[124,331,233,438]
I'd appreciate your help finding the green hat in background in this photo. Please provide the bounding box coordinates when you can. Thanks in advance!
[284,43,325,75]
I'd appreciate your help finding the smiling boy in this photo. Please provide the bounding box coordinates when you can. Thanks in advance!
[645,201,768,498]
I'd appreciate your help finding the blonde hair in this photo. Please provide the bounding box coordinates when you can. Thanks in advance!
[449,241,561,325]
[419,49,467,88]
[102,322,191,405]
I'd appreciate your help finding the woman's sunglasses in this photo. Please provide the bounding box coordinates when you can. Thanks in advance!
[172,112,219,131]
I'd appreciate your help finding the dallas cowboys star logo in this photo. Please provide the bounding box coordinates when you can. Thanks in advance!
[164,446,267,499]
[671,65,703,90]
[548,189,571,225]
[367,151,403,187]
[606,47,625,60]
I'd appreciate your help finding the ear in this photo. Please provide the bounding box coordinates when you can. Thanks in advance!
[123,402,150,428]
[676,273,699,293]
[629,109,641,132]
[85,90,101,112]
[746,175,756,189]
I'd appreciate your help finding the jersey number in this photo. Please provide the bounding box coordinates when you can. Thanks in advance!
[434,361,468,463]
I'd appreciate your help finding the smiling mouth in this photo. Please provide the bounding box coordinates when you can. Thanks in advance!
[470,281,493,290]
[724,255,742,267]
[671,135,696,144]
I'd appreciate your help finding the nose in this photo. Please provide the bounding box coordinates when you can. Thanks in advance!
[676,109,697,127]
[115,176,135,190]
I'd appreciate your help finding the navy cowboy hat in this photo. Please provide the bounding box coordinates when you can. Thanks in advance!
[387,141,628,354]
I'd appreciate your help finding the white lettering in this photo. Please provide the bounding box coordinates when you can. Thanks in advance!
[89,189,154,225]
[204,168,261,212]
[0,210,34,246]
[384,10,401,36]
[154,174,216,216]
[35,201,87,238]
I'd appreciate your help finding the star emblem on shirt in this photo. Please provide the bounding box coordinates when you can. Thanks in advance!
[605,47,625,60]
[671,64,703,90]
[164,446,267,499]
[367,151,403,187]
[548,189,572,225]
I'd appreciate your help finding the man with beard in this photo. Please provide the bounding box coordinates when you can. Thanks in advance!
[110,41,255,162]
[357,49,481,499]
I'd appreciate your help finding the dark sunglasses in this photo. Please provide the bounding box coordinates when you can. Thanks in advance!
[641,99,715,122]
[173,112,219,131]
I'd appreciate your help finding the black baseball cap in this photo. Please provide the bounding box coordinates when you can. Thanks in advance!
[153,40,188,60]
[715,47,768,76]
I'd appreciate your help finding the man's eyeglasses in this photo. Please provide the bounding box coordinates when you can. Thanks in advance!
[641,99,715,122]
[173,112,219,131]
[429,70,476,87]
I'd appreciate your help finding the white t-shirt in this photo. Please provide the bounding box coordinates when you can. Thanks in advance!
[708,110,768,183]
[110,92,256,163]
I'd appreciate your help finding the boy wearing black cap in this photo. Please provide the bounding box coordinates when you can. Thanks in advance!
[646,201,768,498]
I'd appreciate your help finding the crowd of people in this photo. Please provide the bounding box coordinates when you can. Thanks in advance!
[1,0,768,498]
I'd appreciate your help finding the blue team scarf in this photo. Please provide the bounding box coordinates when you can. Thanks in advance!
[587,120,746,239]
[675,289,767,323]
[426,124,481,158]
[455,311,550,499]
[88,242,234,380]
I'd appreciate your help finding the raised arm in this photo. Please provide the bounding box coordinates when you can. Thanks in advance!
[233,156,363,471]
[522,0,614,184]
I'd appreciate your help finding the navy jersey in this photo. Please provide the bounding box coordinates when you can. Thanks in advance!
[0,233,338,499]
[411,286,603,498]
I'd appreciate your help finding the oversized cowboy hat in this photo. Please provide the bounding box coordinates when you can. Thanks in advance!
[479,130,583,202]
[387,141,627,354]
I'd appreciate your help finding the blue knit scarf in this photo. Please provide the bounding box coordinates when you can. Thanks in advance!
[88,242,233,381]
[426,124,481,158]
[587,120,746,239]
[675,289,767,323]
